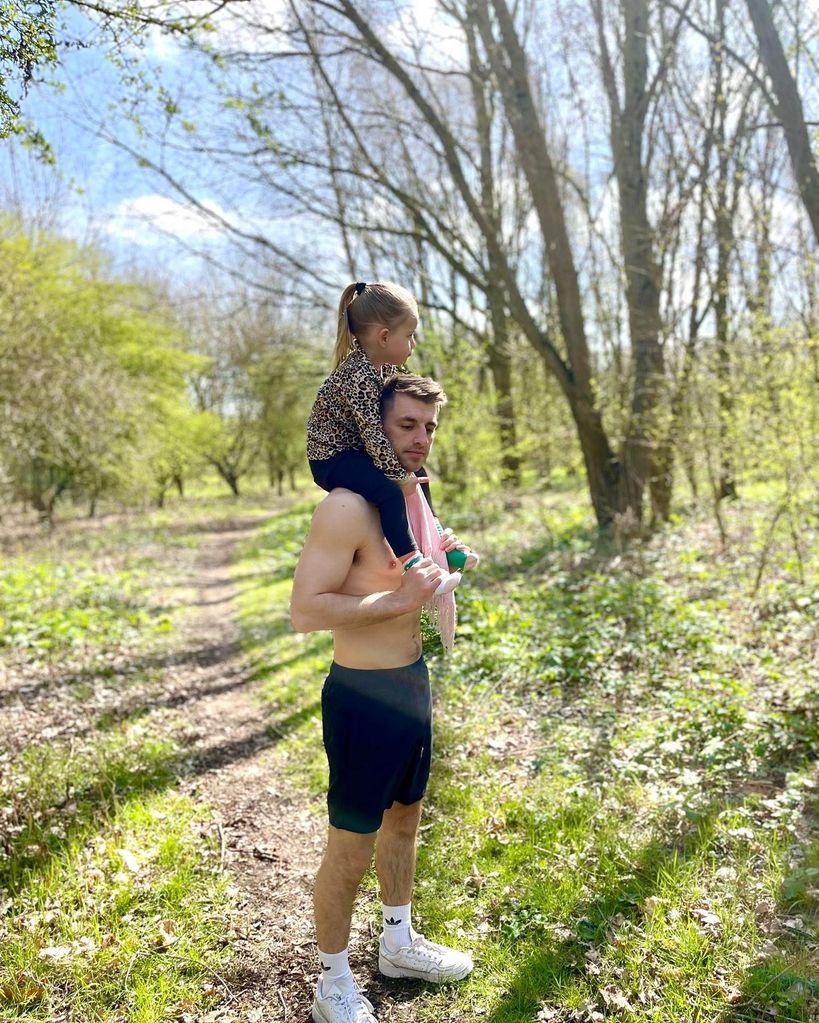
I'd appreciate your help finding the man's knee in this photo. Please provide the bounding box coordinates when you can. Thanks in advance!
[381,799,423,840]
[322,826,376,883]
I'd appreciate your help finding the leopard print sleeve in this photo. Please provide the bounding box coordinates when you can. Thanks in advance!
[335,355,408,481]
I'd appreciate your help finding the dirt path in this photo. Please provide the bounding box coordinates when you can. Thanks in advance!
[2,513,424,1020]
[168,522,326,1022]
[176,523,423,1023]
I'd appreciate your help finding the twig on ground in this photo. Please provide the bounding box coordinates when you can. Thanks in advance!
[123,949,147,985]
[163,952,234,1000]
[216,820,227,869]
[278,988,288,1019]
[122,948,233,1001]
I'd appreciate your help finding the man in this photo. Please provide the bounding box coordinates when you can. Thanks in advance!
[290,374,474,1023]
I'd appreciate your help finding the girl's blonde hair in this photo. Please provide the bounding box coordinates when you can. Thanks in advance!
[333,281,418,369]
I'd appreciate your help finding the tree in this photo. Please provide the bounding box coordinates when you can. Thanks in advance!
[0,215,207,521]
[1,0,236,156]
[744,0,819,244]
[92,0,817,527]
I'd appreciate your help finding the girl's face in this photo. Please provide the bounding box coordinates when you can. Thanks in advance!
[382,313,418,365]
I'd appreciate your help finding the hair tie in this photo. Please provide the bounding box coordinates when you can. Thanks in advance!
[354,281,366,295]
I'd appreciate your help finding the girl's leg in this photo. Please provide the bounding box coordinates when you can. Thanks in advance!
[323,451,417,559]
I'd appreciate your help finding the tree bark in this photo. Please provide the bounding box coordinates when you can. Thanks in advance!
[714,0,737,501]
[592,0,666,523]
[464,18,521,486]
[744,0,819,244]
[470,0,623,524]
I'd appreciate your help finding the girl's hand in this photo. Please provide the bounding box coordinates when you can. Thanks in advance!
[439,527,468,553]
[398,475,430,494]
[439,527,480,570]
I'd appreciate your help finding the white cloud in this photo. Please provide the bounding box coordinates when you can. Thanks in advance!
[105,193,230,244]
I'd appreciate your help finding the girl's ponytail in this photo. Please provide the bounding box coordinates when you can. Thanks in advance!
[332,283,362,369]
[331,280,418,369]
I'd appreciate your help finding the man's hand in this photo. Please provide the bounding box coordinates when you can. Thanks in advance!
[392,557,445,611]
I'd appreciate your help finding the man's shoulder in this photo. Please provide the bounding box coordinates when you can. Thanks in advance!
[310,488,373,533]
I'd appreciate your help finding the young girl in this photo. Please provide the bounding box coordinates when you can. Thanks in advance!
[307,280,464,596]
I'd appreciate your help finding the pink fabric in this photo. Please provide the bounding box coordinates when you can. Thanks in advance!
[404,489,457,653]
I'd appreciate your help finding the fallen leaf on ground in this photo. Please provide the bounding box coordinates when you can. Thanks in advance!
[116,848,140,873]
[158,919,178,948]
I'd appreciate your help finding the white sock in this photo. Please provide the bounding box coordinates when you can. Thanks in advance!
[382,902,415,952]
[317,947,355,996]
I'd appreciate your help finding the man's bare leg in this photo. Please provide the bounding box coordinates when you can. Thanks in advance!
[375,799,423,905]
[375,798,474,983]
[314,825,377,953]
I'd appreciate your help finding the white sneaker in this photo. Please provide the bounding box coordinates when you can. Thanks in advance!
[312,980,377,1023]
[434,571,461,596]
[378,934,473,983]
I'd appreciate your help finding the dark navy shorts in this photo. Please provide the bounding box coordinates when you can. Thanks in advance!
[321,656,432,834]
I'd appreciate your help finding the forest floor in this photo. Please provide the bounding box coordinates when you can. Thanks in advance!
[0,483,817,1023]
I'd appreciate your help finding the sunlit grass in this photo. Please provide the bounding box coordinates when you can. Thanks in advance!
[0,725,232,1022]
[233,501,332,797]
[0,484,273,1022]
[232,486,819,1021]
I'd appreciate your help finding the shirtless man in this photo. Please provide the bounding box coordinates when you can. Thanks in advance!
[290,374,474,1023]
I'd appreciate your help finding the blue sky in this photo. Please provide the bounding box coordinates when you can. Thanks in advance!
[3,0,817,331]
[2,1,447,289]
[2,6,247,286]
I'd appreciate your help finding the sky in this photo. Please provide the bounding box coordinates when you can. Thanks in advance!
[1,0,451,289]
[3,11,230,281]
[2,0,817,330]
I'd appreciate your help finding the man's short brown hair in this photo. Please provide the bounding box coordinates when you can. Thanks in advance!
[380,374,448,417]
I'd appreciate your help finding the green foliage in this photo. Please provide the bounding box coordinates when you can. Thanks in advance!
[0,558,169,656]
[187,301,320,498]
[236,491,818,1021]
[0,0,57,150]
[0,215,217,517]
[0,491,282,1021]
[0,725,231,1021]
[233,502,332,792]
[679,323,818,522]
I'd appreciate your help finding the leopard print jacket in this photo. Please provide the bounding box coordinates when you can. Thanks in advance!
[306,345,407,481]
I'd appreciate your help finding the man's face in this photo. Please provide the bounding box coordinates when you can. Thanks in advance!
[382,393,439,472]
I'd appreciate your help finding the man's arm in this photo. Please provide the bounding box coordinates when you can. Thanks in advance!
[289,491,440,633]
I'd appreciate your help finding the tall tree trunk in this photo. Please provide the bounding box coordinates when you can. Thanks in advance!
[486,329,520,485]
[592,0,666,523]
[471,0,624,524]
[714,0,737,500]
[744,0,819,243]
[332,0,625,526]
[464,20,521,486]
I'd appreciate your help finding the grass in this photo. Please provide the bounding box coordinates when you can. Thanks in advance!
[0,479,281,1022]
[2,475,816,1021]
[232,499,333,796]
[0,559,172,656]
[0,726,232,1023]
[235,486,818,1022]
